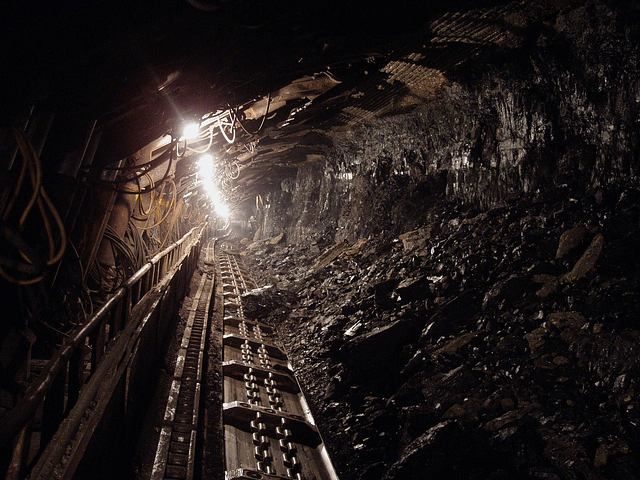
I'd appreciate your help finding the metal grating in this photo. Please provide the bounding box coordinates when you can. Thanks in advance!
[330,1,525,130]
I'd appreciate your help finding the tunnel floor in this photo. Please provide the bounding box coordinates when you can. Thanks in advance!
[241,185,640,480]
[133,240,336,480]
[134,258,218,479]
[132,184,640,480]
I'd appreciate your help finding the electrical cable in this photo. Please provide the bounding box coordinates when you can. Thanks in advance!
[20,132,68,264]
[38,319,71,338]
[13,127,42,233]
[43,187,66,264]
[138,179,176,231]
[38,194,55,260]
[186,124,214,153]
[0,128,67,285]
[100,148,174,195]
[159,201,179,250]
[99,154,167,185]
[236,92,272,136]
[0,220,44,276]
[227,161,240,180]
[2,131,29,222]
[91,137,175,196]
[103,224,137,278]
[217,112,236,144]
[126,219,149,267]
[132,173,157,221]
[183,0,220,12]
[181,201,192,220]
[68,239,94,318]
[96,142,172,171]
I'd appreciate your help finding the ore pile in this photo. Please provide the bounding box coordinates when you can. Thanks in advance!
[241,185,640,480]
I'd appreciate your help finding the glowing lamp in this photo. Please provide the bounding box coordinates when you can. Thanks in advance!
[198,154,214,179]
[215,202,230,219]
[182,122,200,140]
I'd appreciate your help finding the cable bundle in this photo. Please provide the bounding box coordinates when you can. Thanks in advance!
[0,128,66,285]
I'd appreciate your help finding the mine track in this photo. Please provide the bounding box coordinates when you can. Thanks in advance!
[151,242,216,480]
[218,244,339,480]
[151,241,338,480]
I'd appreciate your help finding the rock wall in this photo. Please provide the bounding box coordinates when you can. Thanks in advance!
[242,4,640,479]
[245,181,640,479]
[257,0,640,245]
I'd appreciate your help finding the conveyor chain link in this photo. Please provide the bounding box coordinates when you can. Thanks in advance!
[218,245,338,480]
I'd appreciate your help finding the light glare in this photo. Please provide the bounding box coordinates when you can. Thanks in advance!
[202,178,215,197]
[200,177,229,219]
[183,122,200,140]
[215,202,230,218]
[198,154,214,179]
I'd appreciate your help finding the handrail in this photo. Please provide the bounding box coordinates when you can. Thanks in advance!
[0,222,207,450]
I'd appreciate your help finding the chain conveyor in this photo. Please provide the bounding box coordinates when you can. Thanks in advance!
[218,245,339,480]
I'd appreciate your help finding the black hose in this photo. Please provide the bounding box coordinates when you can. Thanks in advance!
[184,0,220,12]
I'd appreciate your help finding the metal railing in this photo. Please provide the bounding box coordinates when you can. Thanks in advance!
[0,221,209,479]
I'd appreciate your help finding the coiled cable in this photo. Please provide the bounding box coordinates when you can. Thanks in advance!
[0,128,67,285]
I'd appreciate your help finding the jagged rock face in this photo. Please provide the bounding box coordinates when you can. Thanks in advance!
[256,0,640,246]
[244,185,640,480]
[241,2,640,479]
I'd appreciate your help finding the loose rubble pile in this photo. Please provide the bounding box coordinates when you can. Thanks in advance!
[241,184,640,480]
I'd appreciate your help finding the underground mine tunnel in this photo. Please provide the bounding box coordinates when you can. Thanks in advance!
[1,0,640,479]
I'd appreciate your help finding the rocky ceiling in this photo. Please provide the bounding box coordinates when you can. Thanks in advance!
[4,0,567,205]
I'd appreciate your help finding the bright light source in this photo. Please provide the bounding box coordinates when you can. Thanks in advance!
[196,153,229,218]
[182,122,200,140]
[198,154,214,179]
[215,202,230,218]
[202,178,215,197]
[200,177,230,219]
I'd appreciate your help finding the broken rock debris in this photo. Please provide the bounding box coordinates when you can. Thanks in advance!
[242,185,640,480]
